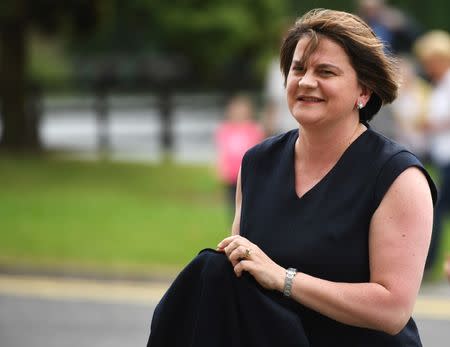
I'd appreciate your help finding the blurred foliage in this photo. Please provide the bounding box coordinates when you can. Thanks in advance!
[0,0,102,89]
[21,0,450,90]
[2,0,450,91]
[68,0,290,88]
[28,32,73,85]
[285,0,450,32]
[388,0,449,32]
[0,0,98,33]
[0,0,103,149]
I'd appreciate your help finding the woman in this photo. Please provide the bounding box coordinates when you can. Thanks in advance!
[215,94,264,217]
[390,56,431,160]
[413,30,450,273]
[148,9,436,347]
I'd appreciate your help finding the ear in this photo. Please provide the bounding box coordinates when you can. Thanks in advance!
[358,85,372,107]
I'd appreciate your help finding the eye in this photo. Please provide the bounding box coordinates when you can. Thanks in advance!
[320,70,335,76]
[292,65,305,72]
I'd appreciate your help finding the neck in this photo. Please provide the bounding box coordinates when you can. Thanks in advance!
[296,118,363,166]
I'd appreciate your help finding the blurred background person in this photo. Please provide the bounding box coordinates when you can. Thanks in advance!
[414,30,450,272]
[356,0,424,140]
[261,18,300,137]
[263,56,299,136]
[390,56,431,161]
[215,94,264,216]
[356,0,422,54]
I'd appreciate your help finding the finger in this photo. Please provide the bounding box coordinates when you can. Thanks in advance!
[234,260,244,277]
[223,239,242,257]
[229,246,250,266]
[234,259,253,277]
[217,235,239,250]
[218,235,250,250]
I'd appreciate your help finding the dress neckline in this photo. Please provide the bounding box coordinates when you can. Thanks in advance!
[289,125,370,201]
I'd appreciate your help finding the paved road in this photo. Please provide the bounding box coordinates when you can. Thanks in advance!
[0,294,153,347]
[0,275,164,347]
[1,275,450,347]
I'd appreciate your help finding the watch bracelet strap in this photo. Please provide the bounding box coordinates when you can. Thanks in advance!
[283,267,297,297]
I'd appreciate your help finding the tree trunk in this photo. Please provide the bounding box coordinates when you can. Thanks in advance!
[0,18,40,151]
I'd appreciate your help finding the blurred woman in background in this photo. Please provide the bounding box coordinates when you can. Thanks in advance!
[215,94,264,216]
[414,30,450,275]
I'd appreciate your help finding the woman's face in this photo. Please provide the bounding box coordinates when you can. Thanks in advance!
[286,36,366,127]
[420,55,450,82]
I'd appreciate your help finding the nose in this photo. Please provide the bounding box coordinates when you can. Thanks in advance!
[298,71,318,89]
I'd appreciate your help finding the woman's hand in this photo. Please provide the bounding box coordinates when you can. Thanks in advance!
[217,235,285,292]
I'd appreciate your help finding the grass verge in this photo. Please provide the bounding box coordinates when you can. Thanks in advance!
[0,155,230,277]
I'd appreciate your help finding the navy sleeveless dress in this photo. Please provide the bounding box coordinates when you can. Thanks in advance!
[239,126,437,346]
[148,125,437,347]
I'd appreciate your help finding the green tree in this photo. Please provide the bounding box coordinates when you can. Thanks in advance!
[1,0,290,151]
[72,0,289,88]
[0,0,99,151]
[149,0,288,86]
[97,0,288,152]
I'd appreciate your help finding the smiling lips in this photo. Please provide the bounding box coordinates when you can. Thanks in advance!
[297,96,325,102]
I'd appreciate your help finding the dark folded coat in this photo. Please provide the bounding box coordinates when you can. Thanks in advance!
[147,249,309,347]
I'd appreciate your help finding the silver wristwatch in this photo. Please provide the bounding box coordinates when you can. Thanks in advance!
[283,267,297,297]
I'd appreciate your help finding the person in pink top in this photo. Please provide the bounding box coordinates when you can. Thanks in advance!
[215,94,264,215]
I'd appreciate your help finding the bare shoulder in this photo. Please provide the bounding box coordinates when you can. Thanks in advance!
[370,166,434,253]
[381,166,433,209]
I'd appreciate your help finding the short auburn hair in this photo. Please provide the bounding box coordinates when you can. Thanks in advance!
[280,9,399,121]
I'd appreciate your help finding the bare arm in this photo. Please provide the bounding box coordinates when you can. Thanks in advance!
[231,167,242,236]
[287,167,433,334]
[219,167,433,334]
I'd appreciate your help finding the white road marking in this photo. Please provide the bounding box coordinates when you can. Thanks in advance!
[0,275,168,306]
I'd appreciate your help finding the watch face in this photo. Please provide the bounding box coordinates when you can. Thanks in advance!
[283,268,297,297]
[287,268,297,277]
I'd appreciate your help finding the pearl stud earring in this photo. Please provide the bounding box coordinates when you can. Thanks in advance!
[357,101,364,110]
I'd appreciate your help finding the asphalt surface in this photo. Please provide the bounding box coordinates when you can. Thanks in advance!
[1,274,450,347]
[0,294,152,347]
